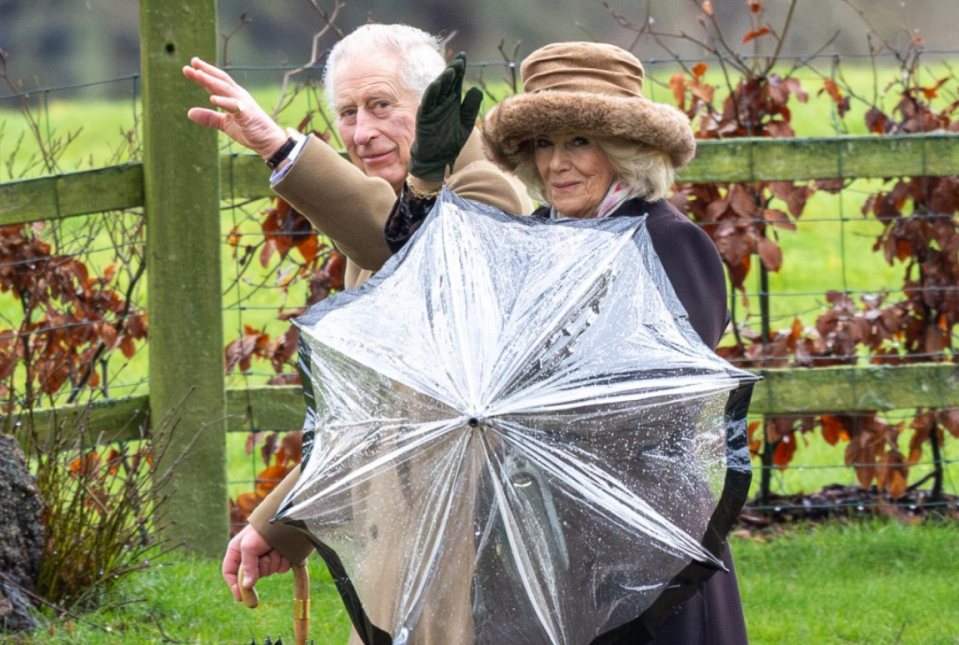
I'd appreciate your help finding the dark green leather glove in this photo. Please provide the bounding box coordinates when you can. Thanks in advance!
[408,52,484,182]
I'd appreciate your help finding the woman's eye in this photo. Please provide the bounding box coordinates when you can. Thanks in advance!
[534,138,553,148]
[571,136,590,146]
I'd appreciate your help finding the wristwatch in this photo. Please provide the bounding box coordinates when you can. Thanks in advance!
[266,127,305,170]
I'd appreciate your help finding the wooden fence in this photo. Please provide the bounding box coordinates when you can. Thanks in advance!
[1,0,958,555]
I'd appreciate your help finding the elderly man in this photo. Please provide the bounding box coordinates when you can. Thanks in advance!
[183,22,530,617]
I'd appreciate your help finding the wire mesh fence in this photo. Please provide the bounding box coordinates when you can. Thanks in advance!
[2,47,958,534]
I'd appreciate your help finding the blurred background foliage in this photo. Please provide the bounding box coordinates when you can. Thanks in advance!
[1,0,958,93]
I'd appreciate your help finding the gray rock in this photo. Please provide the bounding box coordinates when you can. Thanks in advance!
[0,434,46,633]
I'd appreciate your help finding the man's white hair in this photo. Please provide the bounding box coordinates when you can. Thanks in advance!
[323,23,446,116]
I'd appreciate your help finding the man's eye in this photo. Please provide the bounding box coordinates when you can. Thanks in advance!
[339,108,357,121]
[371,100,391,115]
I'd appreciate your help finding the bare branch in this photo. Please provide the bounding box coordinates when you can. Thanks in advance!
[761,0,798,77]
[274,0,346,116]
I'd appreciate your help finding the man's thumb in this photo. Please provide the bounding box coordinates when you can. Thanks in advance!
[237,560,260,608]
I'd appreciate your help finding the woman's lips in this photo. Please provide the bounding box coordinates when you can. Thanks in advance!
[551,181,581,193]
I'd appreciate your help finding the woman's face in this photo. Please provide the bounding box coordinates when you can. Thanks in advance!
[533,133,616,219]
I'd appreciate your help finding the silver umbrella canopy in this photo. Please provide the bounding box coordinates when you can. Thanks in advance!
[274,190,756,645]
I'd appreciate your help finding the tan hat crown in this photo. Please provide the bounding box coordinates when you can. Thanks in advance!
[482,41,697,172]
[520,42,647,100]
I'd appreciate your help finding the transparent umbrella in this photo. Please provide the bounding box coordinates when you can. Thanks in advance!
[274,190,757,645]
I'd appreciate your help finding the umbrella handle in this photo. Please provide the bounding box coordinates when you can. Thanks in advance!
[293,563,310,645]
[237,567,260,608]
[236,564,309,643]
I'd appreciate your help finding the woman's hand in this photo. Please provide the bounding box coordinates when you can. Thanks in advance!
[408,52,483,182]
[183,57,289,162]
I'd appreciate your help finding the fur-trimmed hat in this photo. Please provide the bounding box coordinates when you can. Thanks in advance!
[482,42,696,171]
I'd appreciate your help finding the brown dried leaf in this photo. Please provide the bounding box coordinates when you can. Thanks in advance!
[773,432,797,468]
[728,184,759,218]
[261,432,278,467]
[761,208,796,231]
[234,492,260,516]
[747,420,762,456]
[783,77,808,103]
[96,322,118,349]
[758,237,783,271]
[865,107,891,134]
[938,409,959,438]
[245,431,264,456]
[669,73,686,111]
[877,450,908,499]
[277,431,304,466]
[256,464,292,499]
[119,335,136,360]
[821,415,851,446]
[690,80,715,104]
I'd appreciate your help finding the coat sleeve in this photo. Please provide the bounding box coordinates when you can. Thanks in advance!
[272,135,397,272]
[645,207,729,350]
[446,160,531,215]
[246,464,314,564]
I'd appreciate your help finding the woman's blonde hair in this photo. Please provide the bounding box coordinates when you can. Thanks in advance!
[511,137,676,206]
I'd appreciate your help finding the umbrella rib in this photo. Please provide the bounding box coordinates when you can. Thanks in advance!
[481,434,567,645]
[394,431,473,634]
[309,338,467,412]
[498,424,722,568]
[290,418,463,512]
[492,375,739,416]
[489,222,642,401]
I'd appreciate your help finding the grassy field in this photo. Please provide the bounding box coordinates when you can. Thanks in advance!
[9,519,958,645]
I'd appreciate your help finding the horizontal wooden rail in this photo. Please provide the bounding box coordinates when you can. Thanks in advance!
[3,133,958,226]
[7,363,958,445]
[0,164,145,226]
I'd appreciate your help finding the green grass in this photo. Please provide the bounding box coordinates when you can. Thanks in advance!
[734,520,959,645]
[11,554,350,645]
[9,520,958,644]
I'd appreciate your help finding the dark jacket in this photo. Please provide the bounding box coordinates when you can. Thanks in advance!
[534,197,748,645]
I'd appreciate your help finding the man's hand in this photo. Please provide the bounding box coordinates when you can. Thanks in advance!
[222,524,293,602]
[408,52,484,182]
[183,57,289,162]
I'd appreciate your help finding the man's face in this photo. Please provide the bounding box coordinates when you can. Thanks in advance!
[333,50,420,194]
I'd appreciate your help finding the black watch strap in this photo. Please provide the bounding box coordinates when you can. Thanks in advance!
[266,137,298,170]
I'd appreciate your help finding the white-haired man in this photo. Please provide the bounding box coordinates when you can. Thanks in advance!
[183,22,531,629]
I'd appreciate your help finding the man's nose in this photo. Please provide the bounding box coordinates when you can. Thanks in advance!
[353,108,378,145]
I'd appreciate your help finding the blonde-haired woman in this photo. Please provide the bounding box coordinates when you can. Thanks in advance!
[480,41,745,645]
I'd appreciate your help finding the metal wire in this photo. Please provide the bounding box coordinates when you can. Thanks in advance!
[4,50,959,509]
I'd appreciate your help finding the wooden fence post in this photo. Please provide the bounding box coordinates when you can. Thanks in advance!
[140,0,228,556]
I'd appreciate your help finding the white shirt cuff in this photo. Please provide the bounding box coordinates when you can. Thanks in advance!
[269,135,310,184]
